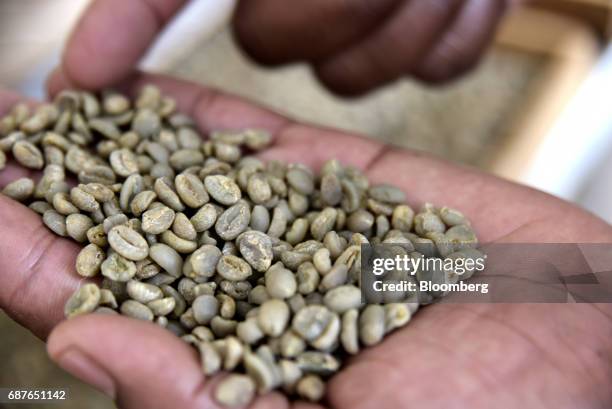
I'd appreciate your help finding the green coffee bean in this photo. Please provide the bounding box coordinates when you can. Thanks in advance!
[215,201,250,241]
[2,177,34,201]
[160,230,197,253]
[292,305,335,342]
[66,213,94,242]
[42,210,67,236]
[237,317,265,345]
[310,208,337,241]
[296,352,339,376]
[215,374,255,408]
[172,212,197,241]
[130,190,157,216]
[211,316,238,338]
[359,305,385,346]
[108,225,149,261]
[237,231,273,272]
[205,175,241,205]
[296,262,320,295]
[65,283,101,318]
[265,263,297,299]
[340,309,359,354]
[101,252,137,282]
[99,289,118,308]
[192,294,219,325]
[217,255,253,281]
[12,140,44,169]
[142,204,175,234]
[258,299,289,337]
[126,280,163,303]
[296,375,325,402]
[154,178,185,211]
[244,350,280,393]
[319,264,348,291]
[133,108,161,138]
[121,300,154,321]
[323,285,361,313]
[368,184,406,204]
[175,173,208,208]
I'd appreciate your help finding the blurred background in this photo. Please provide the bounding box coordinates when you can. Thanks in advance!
[0,1,611,408]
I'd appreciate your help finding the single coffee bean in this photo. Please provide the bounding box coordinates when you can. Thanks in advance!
[2,177,34,201]
[265,263,297,299]
[108,225,149,261]
[292,305,335,342]
[217,255,253,281]
[66,213,94,242]
[215,201,250,241]
[215,374,256,408]
[238,230,273,272]
[175,173,209,208]
[296,262,320,295]
[42,209,68,236]
[368,184,406,204]
[296,351,340,376]
[148,243,183,278]
[142,204,175,235]
[190,203,218,232]
[258,299,290,337]
[296,375,325,402]
[244,350,281,393]
[211,316,238,338]
[198,341,222,375]
[172,212,197,241]
[359,305,385,346]
[237,316,265,345]
[160,230,197,253]
[64,283,101,318]
[126,280,163,303]
[130,190,157,216]
[323,285,361,313]
[205,175,241,205]
[120,299,154,321]
[147,297,176,316]
[154,178,185,212]
[310,208,337,241]
[192,294,219,325]
[12,140,44,169]
[101,252,137,282]
[341,309,359,354]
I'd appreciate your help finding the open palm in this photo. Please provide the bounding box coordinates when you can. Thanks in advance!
[1,74,611,409]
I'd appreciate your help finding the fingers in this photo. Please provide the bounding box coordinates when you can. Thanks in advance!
[47,315,213,409]
[48,315,291,409]
[414,0,507,82]
[0,195,82,339]
[61,0,186,89]
[233,0,402,64]
[234,0,511,95]
[315,0,464,95]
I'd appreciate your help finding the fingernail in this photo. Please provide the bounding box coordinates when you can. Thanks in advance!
[54,348,116,399]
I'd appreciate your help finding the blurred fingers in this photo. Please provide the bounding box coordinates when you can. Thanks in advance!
[314,0,464,95]
[233,0,402,64]
[414,0,507,82]
[61,0,187,89]
[48,315,291,409]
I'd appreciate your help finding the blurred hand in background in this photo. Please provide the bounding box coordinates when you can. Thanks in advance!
[51,0,524,96]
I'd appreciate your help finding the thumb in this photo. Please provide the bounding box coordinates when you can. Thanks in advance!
[47,314,217,409]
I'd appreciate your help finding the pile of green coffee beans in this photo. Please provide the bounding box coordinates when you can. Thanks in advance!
[0,86,480,407]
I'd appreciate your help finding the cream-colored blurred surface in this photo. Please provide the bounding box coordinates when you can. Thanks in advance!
[0,1,610,409]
